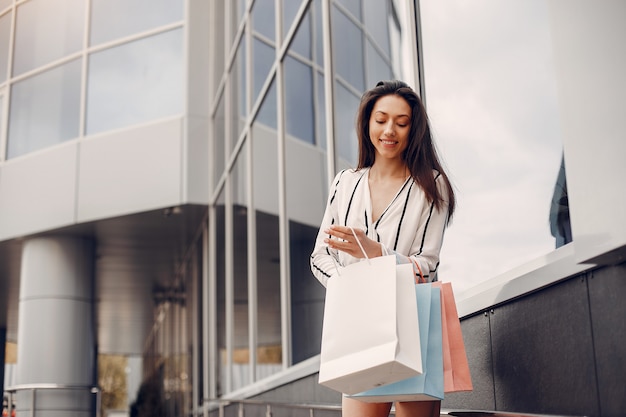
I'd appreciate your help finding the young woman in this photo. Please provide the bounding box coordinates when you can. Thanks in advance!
[310,80,455,417]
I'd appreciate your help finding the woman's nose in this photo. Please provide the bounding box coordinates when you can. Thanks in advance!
[384,122,395,136]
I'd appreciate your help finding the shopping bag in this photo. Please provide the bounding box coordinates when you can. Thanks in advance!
[348,284,444,402]
[318,256,422,395]
[433,281,473,393]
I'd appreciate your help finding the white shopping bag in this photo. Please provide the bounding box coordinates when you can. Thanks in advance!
[318,255,422,395]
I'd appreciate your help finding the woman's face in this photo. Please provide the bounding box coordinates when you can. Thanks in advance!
[368,94,412,162]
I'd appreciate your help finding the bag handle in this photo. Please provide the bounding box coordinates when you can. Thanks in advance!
[348,226,370,263]
[329,226,371,277]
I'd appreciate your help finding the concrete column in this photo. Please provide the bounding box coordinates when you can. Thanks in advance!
[15,237,95,417]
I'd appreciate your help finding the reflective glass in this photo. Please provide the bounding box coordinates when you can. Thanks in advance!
[86,29,183,135]
[316,71,326,149]
[13,0,85,76]
[230,37,247,150]
[314,0,324,67]
[289,7,312,59]
[334,81,359,167]
[239,38,247,118]
[90,0,183,46]
[284,56,314,144]
[252,38,274,110]
[282,0,302,39]
[251,78,282,380]
[252,0,275,41]
[0,11,10,82]
[7,59,81,159]
[421,1,565,294]
[236,0,247,29]
[231,145,249,391]
[363,0,390,52]
[366,40,393,88]
[213,93,226,189]
[331,6,364,91]
[337,0,361,21]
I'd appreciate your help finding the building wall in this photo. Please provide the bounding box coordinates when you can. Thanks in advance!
[210,263,625,417]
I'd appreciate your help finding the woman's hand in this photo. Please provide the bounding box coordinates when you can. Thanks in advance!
[323,225,383,259]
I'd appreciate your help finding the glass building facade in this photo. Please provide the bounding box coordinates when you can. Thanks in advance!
[2,1,625,417]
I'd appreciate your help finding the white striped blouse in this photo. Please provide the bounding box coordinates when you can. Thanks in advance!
[310,167,450,287]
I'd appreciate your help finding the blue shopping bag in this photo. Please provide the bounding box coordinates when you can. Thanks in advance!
[348,284,444,402]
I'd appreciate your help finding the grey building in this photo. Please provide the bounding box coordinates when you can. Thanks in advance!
[1,1,625,416]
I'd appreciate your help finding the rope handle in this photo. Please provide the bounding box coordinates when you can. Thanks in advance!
[410,257,426,284]
[329,226,372,277]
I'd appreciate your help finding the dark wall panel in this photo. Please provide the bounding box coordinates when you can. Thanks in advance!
[490,275,600,417]
[587,263,626,417]
[0,327,5,396]
[443,312,495,410]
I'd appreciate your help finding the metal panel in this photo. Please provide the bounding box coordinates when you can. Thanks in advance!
[587,263,626,417]
[77,118,183,222]
[490,276,599,416]
[0,143,78,241]
[443,312,495,411]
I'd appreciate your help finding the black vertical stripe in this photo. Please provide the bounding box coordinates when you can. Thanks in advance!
[344,173,365,226]
[393,182,413,251]
[417,201,436,255]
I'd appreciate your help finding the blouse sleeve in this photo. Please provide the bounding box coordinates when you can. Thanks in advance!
[382,174,450,283]
[310,171,344,287]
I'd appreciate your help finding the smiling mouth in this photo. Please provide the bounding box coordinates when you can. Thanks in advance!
[380,139,398,145]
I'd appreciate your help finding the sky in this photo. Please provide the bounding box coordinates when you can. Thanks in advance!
[419,1,564,295]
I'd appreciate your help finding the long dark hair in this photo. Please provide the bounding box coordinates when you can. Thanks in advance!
[356,80,455,221]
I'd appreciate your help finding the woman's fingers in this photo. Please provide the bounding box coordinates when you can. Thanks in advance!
[323,226,371,258]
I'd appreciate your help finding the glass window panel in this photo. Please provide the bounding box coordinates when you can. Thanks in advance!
[363,0,390,52]
[288,6,312,59]
[90,0,183,46]
[331,6,364,91]
[86,29,183,135]
[334,81,359,167]
[286,66,327,366]
[289,220,325,364]
[366,40,393,88]
[231,145,249,391]
[316,71,326,149]
[240,38,247,118]
[421,1,565,294]
[13,0,85,76]
[7,59,81,159]
[251,78,281,380]
[0,12,11,83]
[282,0,302,40]
[314,0,324,67]
[236,0,247,30]
[252,0,275,41]
[252,38,274,109]
[337,0,361,21]
[213,93,226,189]
[255,78,277,130]
[230,36,246,152]
[284,56,314,144]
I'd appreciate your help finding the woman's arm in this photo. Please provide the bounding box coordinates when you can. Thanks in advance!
[310,172,345,287]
